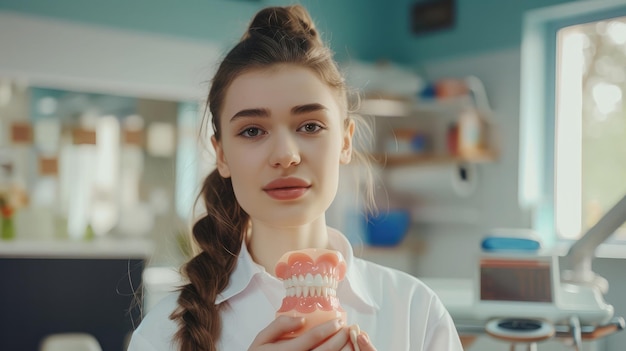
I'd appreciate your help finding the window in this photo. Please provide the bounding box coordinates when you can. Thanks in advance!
[520,1,626,244]
[555,16,626,240]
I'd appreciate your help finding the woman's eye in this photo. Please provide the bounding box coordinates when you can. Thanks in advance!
[239,127,264,137]
[299,123,323,134]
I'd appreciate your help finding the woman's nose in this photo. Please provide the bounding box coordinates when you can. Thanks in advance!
[269,130,301,168]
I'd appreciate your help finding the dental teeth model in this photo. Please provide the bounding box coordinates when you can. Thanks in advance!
[275,248,363,350]
[274,248,348,338]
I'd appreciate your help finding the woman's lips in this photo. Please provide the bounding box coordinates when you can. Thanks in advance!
[263,177,311,200]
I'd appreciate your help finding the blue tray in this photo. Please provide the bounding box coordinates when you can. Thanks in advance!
[481,236,541,251]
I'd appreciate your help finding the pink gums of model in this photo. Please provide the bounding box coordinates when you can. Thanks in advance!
[274,248,347,338]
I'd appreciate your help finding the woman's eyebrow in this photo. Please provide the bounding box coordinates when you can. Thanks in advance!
[291,103,328,115]
[230,108,269,121]
[229,103,327,121]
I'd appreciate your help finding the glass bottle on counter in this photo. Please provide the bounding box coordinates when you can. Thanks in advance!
[0,162,19,240]
[1,198,14,240]
[457,106,489,158]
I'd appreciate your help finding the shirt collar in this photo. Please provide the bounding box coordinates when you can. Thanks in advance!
[216,238,265,304]
[216,227,379,311]
[327,227,380,311]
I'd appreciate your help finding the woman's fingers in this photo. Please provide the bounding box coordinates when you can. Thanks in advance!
[349,325,360,351]
[249,316,305,347]
[249,317,365,351]
[296,318,345,350]
[309,326,350,351]
[357,332,376,351]
[339,340,354,351]
[251,317,345,351]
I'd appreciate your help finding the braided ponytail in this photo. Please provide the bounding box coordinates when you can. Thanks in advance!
[170,171,248,350]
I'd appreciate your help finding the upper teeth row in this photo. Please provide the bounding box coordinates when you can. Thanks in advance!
[286,285,337,298]
[283,274,339,290]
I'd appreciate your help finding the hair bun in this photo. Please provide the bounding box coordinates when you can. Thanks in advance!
[245,5,321,45]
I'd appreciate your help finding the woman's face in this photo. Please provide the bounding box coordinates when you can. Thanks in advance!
[212,64,353,228]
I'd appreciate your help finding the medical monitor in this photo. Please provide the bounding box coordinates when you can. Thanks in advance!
[479,255,557,303]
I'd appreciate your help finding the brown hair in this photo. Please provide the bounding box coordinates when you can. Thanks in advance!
[170,5,373,351]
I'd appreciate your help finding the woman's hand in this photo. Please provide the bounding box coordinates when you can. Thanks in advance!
[249,316,355,351]
[248,316,377,351]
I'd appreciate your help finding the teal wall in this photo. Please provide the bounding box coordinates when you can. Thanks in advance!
[0,0,373,62]
[380,0,578,63]
[0,0,578,63]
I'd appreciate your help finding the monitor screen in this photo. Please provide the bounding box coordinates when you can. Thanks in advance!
[480,258,552,303]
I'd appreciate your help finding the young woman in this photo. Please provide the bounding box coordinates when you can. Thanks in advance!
[128,5,463,351]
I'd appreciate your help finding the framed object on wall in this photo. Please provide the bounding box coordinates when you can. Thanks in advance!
[411,0,456,34]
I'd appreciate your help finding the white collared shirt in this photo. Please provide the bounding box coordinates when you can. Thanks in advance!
[128,228,463,350]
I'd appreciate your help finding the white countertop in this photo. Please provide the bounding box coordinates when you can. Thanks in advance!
[0,237,155,259]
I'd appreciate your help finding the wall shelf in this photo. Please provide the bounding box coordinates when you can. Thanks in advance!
[372,151,497,167]
[358,85,498,167]
[358,95,472,118]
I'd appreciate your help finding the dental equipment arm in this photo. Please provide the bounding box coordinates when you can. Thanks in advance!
[563,194,626,289]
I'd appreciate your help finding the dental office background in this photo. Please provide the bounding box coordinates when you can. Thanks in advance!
[0,0,625,350]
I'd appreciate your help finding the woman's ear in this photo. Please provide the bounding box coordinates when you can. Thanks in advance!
[340,119,355,164]
[211,136,231,178]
